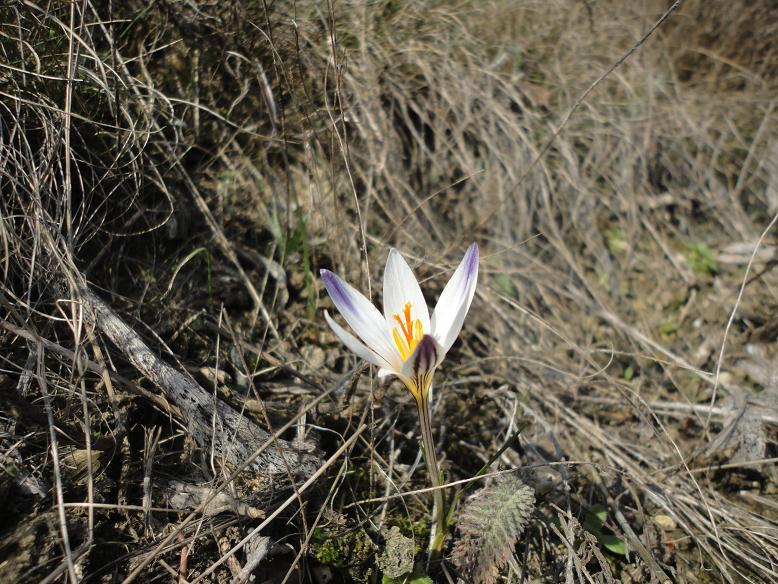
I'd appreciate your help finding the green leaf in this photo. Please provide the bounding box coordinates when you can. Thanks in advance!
[623,365,634,380]
[686,242,719,277]
[493,273,516,297]
[582,504,607,532]
[599,534,627,555]
[582,504,627,556]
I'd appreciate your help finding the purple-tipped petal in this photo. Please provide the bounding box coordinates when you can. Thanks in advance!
[430,243,479,354]
[400,334,443,399]
[321,269,401,368]
[321,269,358,313]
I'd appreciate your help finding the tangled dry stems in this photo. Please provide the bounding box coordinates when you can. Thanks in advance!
[1,0,776,582]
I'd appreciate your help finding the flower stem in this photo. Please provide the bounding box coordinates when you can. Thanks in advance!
[415,392,446,563]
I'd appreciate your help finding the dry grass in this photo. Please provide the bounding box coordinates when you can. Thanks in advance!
[1,0,776,582]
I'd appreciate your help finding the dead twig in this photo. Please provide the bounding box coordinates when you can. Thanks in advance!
[77,284,321,481]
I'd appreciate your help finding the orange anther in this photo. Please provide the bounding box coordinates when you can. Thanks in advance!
[392,302,423,360]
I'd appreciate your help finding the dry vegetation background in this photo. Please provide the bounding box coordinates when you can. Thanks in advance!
[1,0,777,582]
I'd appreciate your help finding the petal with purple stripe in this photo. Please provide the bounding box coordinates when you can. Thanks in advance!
[321,269,401,368]
[430,243,479,354]
[400,334,443,398]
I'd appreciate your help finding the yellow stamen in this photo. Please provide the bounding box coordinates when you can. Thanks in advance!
[392,301,423,360]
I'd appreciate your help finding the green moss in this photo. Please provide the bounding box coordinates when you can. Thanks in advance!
[658,318,679,338]
[393,516,428,555]
[605,226,627,255]
[686,242,719,277]
[313,537,342,567]
[311,526,376,570]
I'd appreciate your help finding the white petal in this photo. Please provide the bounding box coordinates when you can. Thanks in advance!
[430,243,479,354]
[321,269,401,368]
[377,367,394,379]
[324,311,392,370]
[383,249,430,333]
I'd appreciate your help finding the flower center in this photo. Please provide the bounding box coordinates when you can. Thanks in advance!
[392,302,423,360]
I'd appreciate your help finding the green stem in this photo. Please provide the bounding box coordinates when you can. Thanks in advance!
[415,392,446,563]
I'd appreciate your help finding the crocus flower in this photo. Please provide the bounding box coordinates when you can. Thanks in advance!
[320,243,479,399]
[321,243,479,559]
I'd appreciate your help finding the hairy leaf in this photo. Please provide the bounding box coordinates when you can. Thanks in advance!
[451,476,535,584]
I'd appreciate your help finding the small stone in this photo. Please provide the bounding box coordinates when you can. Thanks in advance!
[301,345,326,370]
[654,514,676,530]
